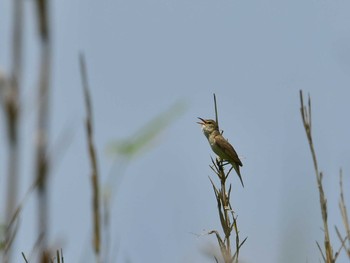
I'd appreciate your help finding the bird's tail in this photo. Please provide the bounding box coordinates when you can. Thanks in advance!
[232,163,244,187]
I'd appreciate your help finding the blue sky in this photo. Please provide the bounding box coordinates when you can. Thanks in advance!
[1,0,350,262]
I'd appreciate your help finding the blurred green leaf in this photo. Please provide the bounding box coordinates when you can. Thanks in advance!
[0,224,5,250]
[107,100,187,158]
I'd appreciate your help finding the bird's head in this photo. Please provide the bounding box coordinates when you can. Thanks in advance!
[197,118,218,136]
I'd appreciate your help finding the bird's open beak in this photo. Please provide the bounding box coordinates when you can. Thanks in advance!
[197,117,206,125]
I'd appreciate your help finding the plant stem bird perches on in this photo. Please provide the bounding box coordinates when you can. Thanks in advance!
[206,94,247,263]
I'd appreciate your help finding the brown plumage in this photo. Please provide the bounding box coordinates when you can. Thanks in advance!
[197,118,244,187]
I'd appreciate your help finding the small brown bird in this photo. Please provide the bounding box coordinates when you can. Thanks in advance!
[197,117,244,187]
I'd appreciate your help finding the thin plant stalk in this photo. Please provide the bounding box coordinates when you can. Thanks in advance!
[209,159,246,263]
[339,169,350,258]
[207,94,246,263]
[34,0,52,258]
[3,0,24,261]
[300,90,334,262]
[80,53,101,262]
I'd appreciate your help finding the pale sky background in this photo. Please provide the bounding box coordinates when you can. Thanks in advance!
[1,0,350,262]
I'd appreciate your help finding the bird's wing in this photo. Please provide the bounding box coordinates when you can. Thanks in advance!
[214,135,243,166]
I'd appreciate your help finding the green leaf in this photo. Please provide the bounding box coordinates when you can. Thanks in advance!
[107,100,187,158]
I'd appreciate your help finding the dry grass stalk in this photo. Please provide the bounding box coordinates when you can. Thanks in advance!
[299,90,333,262]
[209,158,247,263]
[79,54,101,260]
[0,0,24,261]
[338,169,350,258]
[207,94,246,263]
[299,90,350,262]
[33,0,52,257]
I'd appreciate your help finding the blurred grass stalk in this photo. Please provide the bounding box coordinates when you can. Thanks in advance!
[77,50,185,262]
[80,54,101,263]
[1,0,53,260]
[207,95,246,263]
[299,90,349,262]
[34,0,52,260]
[1,0,24,262]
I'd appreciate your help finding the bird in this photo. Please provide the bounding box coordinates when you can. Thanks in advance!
[197,117,244,187]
